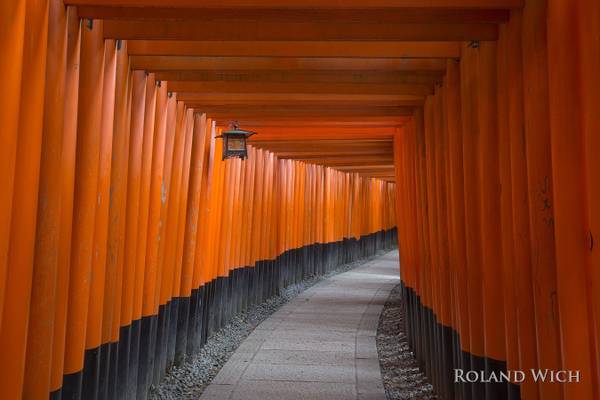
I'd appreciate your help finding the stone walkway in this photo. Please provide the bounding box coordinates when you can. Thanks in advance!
[200,250,400,400]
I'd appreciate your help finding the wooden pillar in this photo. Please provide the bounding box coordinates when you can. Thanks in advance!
[101,38,133,400]
[0,0,26,327]
[495,21,523,400]
[445,58,471,400]
[520,2,563,398]
[117,70,146,400]
[178,112,208,356]
[82,38,117,400]
[579,0,600,390]
[131,73,156,400]
[460,42,485,400]
[137,79,168,395]
[24,0,67,396]
[547,0,597,398]
[50,8,81,396]
[154,92,178,373]
[0,0,49,397]
[477,40,507,399]
[172,109,194,363]
[160,101,187,368]
[62,18,105,400]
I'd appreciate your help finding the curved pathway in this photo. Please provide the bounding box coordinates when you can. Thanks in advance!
[200,250,400,400]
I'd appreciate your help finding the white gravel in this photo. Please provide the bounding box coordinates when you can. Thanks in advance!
[376,284,437,400]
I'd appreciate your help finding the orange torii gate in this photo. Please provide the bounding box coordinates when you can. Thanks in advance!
[0,1,599,400]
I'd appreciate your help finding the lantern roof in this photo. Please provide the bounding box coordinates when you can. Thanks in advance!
[219,128,257,137]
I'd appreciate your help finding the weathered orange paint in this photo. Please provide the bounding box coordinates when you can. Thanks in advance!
[50,7,81,391]
[63,18,105,376]
[0,0,26,330]
[86,39,117,351]
[24,0,68,396]
[0,0,49,396]
[547,1,597,398]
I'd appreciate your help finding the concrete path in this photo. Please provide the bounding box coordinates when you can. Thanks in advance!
[200,250,400,400]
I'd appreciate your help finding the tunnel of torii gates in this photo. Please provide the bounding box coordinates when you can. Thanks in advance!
[0,1,599,400]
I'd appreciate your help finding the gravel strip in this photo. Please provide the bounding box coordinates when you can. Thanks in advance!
[149,250,391,400]
[376,284,437,400]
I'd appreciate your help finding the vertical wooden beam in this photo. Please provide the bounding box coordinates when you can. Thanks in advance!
[0,0,26,328]
[154,92,177,372]
[445,58,471,400]
[178,112,208,356]
[460,41,486,400]
[547,0,597,398]
[117,70,146,399]
[477,41,507,399]
[24,0,67,396]
[51,8,81,395]
[172,108,194,362]
[138,79,167,391]
[82,38,117,400]
[504,11,541,400]
[495,21,523,400]
[579,0,600,390]
[520,2,563,398]
[62,18,105,400]
[102,38,133,400]
[160,101,187,367]
[0,0,49,397]
[131,73,156,399]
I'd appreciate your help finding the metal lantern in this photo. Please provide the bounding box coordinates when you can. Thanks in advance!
[216,123,256,160]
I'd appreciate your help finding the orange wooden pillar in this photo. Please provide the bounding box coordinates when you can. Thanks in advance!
[547,1,597,398]
[414,108,432,373]
[82,38,117,400]
[423,94,438,387]
[460,42,486,400]
[520,2,563,399]
[0,0,49,398]
[579,0,600,391]
[158,100,186,370]
[153,92,178,374]
[195,119,216,336]
[171,108,195,363]
[437,83,459,399]
[424,95,440,384]
[477,41,507,400]
[434,85,455,398]
[0,0,26,327]
[102,38,133,400]
[23,0,67,397]
[130,72,157,400]
[62,18,105,400]
[502,12,541,400]
[137,79,168,394]
[177,112,209,358]
[445,58,472,400]
[117,69,146,400]
[50,8,81,397]
[495,22,523,400]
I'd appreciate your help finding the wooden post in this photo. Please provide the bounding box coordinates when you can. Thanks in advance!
[547,0,597,398]
[62,18,105,400]
[0,0,49,397]
[50,8,81,396]
[24,0,67,396]
[82,38,117,400]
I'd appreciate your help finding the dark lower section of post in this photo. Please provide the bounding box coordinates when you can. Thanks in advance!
[54,228,397,400]
[400,282,520,400]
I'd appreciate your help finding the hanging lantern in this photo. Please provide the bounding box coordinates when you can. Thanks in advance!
[216,122,256,160]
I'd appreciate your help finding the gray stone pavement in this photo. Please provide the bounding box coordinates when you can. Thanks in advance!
[200,250,400,400]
